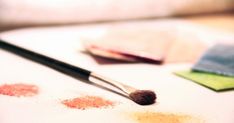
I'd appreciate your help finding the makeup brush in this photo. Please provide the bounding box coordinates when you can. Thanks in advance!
[0,39,156,105]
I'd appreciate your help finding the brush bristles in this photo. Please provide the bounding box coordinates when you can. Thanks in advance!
[129,90,156,105]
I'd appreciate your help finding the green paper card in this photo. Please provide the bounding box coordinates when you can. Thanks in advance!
[175,70,234,91]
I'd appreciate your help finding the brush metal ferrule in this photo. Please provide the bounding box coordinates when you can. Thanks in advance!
[89,72,136,95]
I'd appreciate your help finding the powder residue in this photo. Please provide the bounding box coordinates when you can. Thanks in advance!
[0,83,39,97]
[132,112,202,123]
[62,96,115,110]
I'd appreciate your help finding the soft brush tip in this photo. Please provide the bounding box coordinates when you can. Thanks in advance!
[129,90,156,105]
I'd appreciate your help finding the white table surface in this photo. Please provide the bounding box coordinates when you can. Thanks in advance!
[0,20,234,123]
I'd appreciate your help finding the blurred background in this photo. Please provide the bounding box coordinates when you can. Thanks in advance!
[0,0,233,31]
[1,0,233,63]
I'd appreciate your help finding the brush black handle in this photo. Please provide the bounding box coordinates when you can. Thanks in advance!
[0,39,91,81]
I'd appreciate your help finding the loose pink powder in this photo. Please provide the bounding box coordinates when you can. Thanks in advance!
[0,83,39,97]
[62,96,114,110]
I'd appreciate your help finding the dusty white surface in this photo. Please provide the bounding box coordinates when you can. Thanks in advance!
[0,20,234,123]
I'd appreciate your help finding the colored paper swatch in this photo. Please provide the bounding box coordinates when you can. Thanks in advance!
[192,44,234,77]
[83,25,174,63]
[175,70,234,91]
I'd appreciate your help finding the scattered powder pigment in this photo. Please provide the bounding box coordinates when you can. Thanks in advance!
[0,83,39,97]
[132,112,202,123]
[62,96,114,110]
